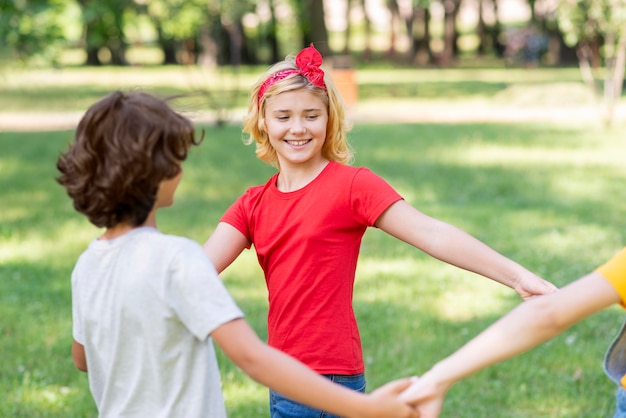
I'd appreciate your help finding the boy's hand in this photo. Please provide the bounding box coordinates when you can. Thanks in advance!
[357,378,419,418]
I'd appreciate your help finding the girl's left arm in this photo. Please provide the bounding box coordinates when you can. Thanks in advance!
[375,200,557,299]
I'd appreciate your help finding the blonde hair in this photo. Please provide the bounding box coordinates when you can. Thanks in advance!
[242,54,353,168]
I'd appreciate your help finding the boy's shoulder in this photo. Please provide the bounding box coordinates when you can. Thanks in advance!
[85,227,204,258]
[151,231,205,254]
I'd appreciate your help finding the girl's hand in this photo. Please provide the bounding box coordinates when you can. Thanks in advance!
[361,377,420,418]
[514,272,558,300]
[398,375,446,418]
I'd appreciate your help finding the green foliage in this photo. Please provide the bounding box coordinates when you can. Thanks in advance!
[2,115,626,417]
[0,0,68,64]
[143,0,209,40]
[557,0,626,46]
[80,0,133,62]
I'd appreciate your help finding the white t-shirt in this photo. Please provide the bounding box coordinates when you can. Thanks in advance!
[71,227,243,418]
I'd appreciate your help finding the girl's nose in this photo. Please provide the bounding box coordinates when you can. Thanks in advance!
[290,121,306,134]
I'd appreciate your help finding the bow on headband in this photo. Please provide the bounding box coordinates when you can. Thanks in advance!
[257,44,327,107]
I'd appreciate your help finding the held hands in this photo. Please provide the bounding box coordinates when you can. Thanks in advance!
[513,272,558,300]
[397,374,447,418]
[357,378,420,418]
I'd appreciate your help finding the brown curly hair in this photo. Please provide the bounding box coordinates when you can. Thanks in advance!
[56,91,202,228]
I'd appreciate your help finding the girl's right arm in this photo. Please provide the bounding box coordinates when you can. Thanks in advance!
[211,318,419,418]
[202,222,249,274]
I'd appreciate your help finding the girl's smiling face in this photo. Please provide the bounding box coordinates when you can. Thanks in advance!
[263,89,328,169]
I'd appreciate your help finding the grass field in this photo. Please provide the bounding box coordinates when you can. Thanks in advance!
[0,65,590,114]
[1,66,626,417]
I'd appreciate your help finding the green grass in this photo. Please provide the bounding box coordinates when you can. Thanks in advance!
[0,65,591,113]
[2,118,626,417]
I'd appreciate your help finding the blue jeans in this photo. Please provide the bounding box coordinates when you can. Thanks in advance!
[269,373,366,418]
[615,387,626,418]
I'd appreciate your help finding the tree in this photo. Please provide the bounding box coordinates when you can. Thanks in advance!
[557,0,626,126]
[439,0,462,65]
[77,0,134,65]
[219,0,258,66]
[476,0,504,57]
[138,0,208,65]
[266,0,280,63]
[0,0,67,65]
[403,0,434,65]
[294,0,329,56]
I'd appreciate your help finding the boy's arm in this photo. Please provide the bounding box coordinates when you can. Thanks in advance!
[399,272,620,417]
[72,339,88,372]
[375,200,557,299]
[202,222,248,274]
[211,318,419,418]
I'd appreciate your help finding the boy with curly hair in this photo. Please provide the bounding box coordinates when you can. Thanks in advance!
[56,90,418,418]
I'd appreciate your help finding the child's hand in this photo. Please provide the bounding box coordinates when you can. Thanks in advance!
[397,375,446,418]
[358,377,420,418]
[514,272,558,300]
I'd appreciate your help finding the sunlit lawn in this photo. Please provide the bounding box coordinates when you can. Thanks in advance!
[0,65,589,114]
[2,116,626,417]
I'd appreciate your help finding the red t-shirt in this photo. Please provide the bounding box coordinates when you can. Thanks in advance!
[221,161,403,374]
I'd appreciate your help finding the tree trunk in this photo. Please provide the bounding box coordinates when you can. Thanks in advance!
[603,33,626,127]
[362,0,373,60]
[409,6,433,65]
[300,0,329,56]
[476,0,486,56]
[576,41,599,97]
[108,10,127,66]
[490,0,504,57]
[223,18,243,66]
[79,0,101,66]
[343,0,352,54]
[197,24,218,68]
[405,6,416,62]
[77,0,128,66]
[528,0,536,23]
[387,0,400,57]
[440,0,461,65]
[267,0,280,63]
[154,24,178,65]
[85,46,101,66]
[424,8,433,64]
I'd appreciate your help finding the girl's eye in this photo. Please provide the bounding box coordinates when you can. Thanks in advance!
[306,114,319,120]
[276,115,289,121]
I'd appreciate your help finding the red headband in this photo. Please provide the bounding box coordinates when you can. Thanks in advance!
[257,44,327,107]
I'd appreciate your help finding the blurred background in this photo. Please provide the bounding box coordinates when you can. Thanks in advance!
[2,2,626,417]
[0,0,614,68]
[1,0,624,126]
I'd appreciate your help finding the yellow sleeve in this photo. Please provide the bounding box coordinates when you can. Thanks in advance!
[596,248,626,307]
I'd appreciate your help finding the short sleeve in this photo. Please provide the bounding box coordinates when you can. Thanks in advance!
[220,195,251,240]
[166,242,244,340]
[220,184,272,248]
[71,269,85,344]
[350,167,403,226]
[596,248,626,307]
